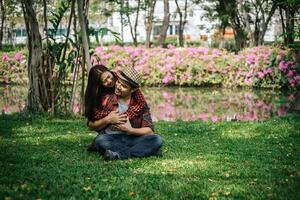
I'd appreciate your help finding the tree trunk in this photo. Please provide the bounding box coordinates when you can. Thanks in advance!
[182,0,188,45]
[175,0,187,47]
[77,0,92,73]
[120,0,124,42]
[133,0,140,46]
[42,0,52,114]
[279,7,287,44]
[159,0,169,46]
[257,2,277,45]
[0,0,5,50]
[285,6,295,45]
[80,47,86,115]
[22,0,44,112]
[175,0,183,47]
[231,21,246,51]
[218,27,226,49]
[125,0,140,46]
[145,0,156,48]
[238,0,254,47]
[223,1,246,51]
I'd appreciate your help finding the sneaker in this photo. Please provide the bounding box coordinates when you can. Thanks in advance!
[103,150,121,161]
[87,140,97,152]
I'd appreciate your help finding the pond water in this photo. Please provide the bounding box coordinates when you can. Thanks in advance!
[0,85,297,122]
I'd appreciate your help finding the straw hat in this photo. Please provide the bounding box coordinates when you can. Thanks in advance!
[116,66,142,88]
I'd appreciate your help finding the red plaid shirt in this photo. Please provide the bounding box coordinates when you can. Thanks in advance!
[92,89,154,131]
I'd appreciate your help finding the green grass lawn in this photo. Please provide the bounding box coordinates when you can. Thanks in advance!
[0,113,300,200]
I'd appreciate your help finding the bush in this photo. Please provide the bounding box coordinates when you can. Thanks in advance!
[0,44,27,52]
[91,45,300,90]
[211,39,237,52]
[152,37,178,48]
[0,50,27,84]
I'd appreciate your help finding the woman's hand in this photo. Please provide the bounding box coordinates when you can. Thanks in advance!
[106,111,127,124]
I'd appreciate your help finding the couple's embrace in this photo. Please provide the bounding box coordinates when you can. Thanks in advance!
[85,65,163,161]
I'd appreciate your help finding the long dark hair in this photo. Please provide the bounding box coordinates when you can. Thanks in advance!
[84,64,114,121]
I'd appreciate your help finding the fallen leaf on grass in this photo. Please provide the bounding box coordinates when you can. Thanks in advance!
[167,168,177,173]
[129,192,135,197]
[220,190,230,196]
[5,197,12,200]
[83,186,92,192]
[224,173,230,178]
[21,183,27,189]
[209,196,217,200]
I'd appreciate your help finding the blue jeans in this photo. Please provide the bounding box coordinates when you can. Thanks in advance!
[95,132,163,159]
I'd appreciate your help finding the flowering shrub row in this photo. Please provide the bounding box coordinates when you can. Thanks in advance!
[92,45,300,89]
[1,46,299,89]
[0,51,27,84]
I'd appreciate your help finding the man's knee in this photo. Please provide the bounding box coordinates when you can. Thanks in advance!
[148,134,163,148]
[95,134,111,149]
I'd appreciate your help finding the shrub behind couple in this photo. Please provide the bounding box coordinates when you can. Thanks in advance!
[85,64,163,161]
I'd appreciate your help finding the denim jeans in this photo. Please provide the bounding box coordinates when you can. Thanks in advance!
[95,132,163,159]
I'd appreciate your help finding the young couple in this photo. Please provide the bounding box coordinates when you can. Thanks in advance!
[84,65,163,161]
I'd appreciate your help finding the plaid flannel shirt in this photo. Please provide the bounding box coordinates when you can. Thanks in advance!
[92,89,154,131]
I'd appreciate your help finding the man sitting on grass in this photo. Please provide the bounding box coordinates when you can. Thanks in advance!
[88,67,163,161]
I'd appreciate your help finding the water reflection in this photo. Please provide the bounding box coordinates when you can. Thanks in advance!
[0,85,26,114]
[141,87,295,122]
[0,85,296,122]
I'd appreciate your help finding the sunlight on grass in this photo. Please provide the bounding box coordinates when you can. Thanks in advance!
[133,158,213,175]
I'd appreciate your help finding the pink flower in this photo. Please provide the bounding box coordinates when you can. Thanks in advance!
[288,78,295,87]
[246,54,256,65]
[277,106,287,117]
[2,105,10,113]
[162,74,173,84]
[13,52,23,61]
[95,47,103,53]
[279,61,288,72]
[265,67,273,74]
[287,70,294,77]
[131,50,140,58]
[257,71,265,79]
[212,49,221,57]
[245,78,253,85]
[163,63,173,72]
[73,104,80,113]
[211,116,219,122]
[198,113,208,121]
[103,53,112,59]
[2,53,9,61]
[246,71,253,78]
[167,44,175,49]
[162,92,171,99]
[295,76,300,85]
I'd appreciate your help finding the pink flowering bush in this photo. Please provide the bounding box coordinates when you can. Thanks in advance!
[0,51,27,84]
[92,45,299,89]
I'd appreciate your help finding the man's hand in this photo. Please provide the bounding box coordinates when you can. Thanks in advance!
[107,111,127,124]
[112,118,133,133]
